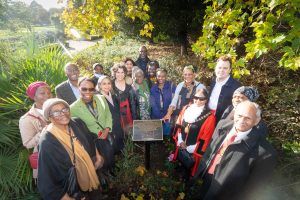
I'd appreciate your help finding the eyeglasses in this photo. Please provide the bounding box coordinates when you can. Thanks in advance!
[80,87,95,92]
[50,108,70,118]
[193,96,207,101]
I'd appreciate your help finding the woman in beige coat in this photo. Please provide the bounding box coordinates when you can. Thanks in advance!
[19,81,52,179]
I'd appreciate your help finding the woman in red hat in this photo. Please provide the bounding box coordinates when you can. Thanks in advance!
[19,81,52,179]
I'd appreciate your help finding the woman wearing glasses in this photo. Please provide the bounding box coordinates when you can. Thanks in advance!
[172,89,216,178]
[19,81,52,179]
[38,98,103,200]
[70,77,115,171]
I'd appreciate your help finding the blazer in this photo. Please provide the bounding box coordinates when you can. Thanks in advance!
[135,57,150,77]
[195,119,277,200]
[209,76,241,123]
[55,80,77,105]
[70,94,112,135]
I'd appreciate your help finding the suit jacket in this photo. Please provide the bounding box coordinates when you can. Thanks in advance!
[55,80,77,105]
[209,76,241,123]
[70,94,112,135]
[135,57,150,77]
[195,119,277,200]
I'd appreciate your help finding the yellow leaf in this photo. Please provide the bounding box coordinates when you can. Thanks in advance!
[135,166,146,176]
[121,194,130,200]
[143,4,150,12]
[176,192,185,200]
[136,194,144,200]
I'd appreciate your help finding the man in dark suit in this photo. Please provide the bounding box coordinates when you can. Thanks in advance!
[135,46,150,77]
[55,63,80,105]
[208,55,241,123]
[194,101,277,200]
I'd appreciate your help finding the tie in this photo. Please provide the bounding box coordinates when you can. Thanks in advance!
[207,132,237,174]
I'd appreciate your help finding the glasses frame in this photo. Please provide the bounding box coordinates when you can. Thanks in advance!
[193,96,207,101]
[50,107,70,118]
[80,87,95,92]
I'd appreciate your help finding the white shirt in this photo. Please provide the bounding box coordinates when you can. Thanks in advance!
[94,73,104,78]
[68,80,80,99]
[220,127,252,147]
[208,76,230,110]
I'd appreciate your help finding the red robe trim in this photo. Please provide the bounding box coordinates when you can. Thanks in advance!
[173,105,216,176]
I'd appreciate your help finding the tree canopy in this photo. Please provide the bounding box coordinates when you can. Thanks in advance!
[61,0,300,77]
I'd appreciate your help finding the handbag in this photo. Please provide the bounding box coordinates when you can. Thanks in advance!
[64,128,80,198]
[177,149,195,169]
[28,152,38,169]
[177,123,195,169]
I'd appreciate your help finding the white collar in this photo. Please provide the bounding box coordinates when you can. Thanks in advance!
[235,127,252,142]
[216,75,230,85]
[183,104,205,123]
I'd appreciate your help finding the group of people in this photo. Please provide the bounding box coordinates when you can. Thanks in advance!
[19,45,277,200]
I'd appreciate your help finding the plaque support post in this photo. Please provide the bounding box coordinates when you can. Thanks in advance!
[145,141,151,170]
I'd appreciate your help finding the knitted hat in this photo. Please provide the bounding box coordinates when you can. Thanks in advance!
[26,81,49,100]
[43,98,69,121]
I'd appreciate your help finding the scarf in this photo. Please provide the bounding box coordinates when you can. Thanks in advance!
[134,80,150,111]
[47,123,99,191]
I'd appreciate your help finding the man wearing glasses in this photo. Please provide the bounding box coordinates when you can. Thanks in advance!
[55,63,80,105]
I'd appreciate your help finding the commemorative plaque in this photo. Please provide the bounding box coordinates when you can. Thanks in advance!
[132,120,163,141]
[132,119,163,169]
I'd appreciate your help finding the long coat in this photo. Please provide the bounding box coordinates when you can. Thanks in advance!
[37,118,96,200]
[19,104,48,178]
[195,119,277,200]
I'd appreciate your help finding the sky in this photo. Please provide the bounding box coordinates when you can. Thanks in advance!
[20,0,65,10]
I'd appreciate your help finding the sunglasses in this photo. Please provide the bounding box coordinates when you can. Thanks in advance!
[81,87,95,92]
[193,96,207,101]
[50,107,70,118]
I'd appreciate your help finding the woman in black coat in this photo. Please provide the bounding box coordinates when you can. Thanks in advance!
[38,98,103,200]
[97,75,124,152]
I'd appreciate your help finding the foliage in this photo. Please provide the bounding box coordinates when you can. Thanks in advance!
[192,0,300,78]
[29,0,50,25]
[0,0,32,31]
[0,37,68,199]
[61,0,152,39]
[114,137,140,187]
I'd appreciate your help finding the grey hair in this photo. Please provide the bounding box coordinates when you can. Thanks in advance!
[133,69,144,78]
[252,102,262,119]
[236,101,262,120]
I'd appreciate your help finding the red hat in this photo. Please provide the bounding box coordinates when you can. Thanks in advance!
[26,81,49,100]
